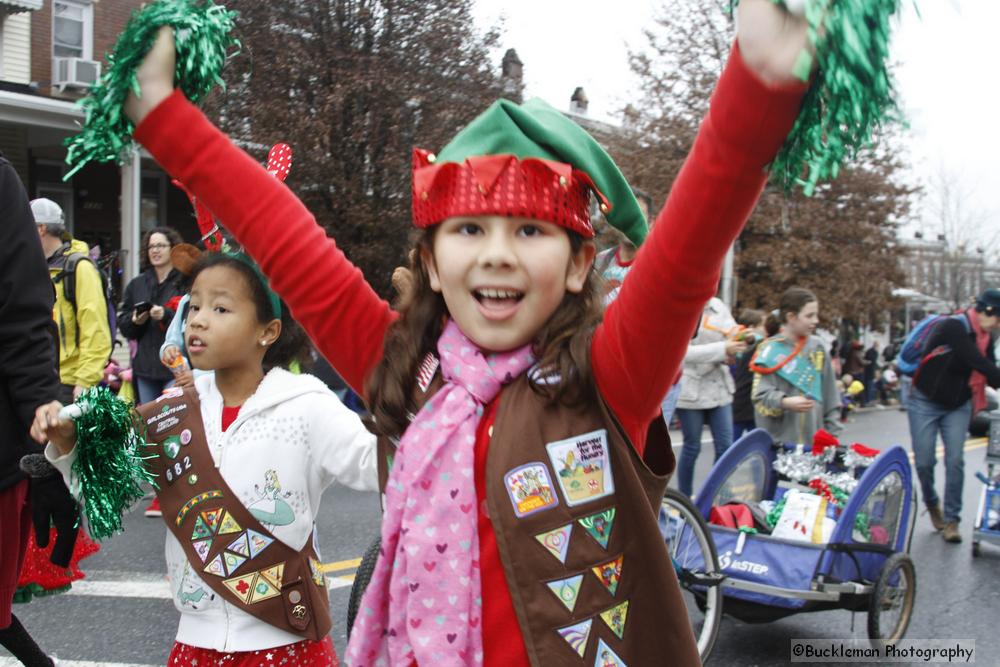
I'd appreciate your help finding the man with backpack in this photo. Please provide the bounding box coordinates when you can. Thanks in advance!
[31,198,112,405]
[905,289,1000,543]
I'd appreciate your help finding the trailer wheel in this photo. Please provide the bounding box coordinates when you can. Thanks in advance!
[867,552,916,643]
[346,536,382,638]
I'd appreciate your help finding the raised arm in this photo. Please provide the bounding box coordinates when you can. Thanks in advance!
[129,30,395,395]
[593,42,807,448]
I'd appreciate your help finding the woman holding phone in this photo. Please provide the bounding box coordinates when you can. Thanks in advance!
[118,227,184,404]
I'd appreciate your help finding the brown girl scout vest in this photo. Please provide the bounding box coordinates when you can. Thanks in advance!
[137,388,332,641]
[377,357,701,666]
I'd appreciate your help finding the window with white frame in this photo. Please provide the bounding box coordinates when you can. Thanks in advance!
[52,0,92,59]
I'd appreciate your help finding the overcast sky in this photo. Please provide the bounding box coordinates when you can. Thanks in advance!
[473,0,999,244]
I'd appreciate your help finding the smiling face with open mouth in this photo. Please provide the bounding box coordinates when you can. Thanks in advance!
[424,215,594,353]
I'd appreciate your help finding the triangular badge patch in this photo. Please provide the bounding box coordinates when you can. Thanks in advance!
[546,574,584,613]
[201,508,223,533]
[223,551,247,576]
[594,638,627,666]
[591,555,623,596]
[556,618,592,658]
[248,573,281,603]
[246,529,274,559]
[192,538,213,563]
[203,554,226,578]
[534,524,572,563]
[222,573,256,605]
[599,600,629,639]
[217,511,242,535]
[578,507,616,549]
[191,515,212,541]
[259,563,284,590]
[227,532,250,557]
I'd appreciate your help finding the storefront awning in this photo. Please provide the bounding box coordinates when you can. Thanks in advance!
[0,0,44,13]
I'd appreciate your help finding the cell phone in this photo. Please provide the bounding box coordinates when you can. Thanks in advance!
[134,301,153,314]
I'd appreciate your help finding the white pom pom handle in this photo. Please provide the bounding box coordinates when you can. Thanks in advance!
[58,402,90,421]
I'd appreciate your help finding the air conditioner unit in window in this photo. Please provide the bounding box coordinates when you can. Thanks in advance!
[53,57,101,90]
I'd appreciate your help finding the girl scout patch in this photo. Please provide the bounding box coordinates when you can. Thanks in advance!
[546,429,615,506]
[504,463,558,517]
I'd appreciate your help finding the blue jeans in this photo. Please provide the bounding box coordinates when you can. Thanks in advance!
[907,388,970,523]
[676,404,733,497]
[135,375,173,405]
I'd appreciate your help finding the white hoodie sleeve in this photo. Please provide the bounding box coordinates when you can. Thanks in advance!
[44,442,83,500]
[309,393,379,492]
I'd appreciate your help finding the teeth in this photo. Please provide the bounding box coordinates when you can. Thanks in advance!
[477,288,521,300]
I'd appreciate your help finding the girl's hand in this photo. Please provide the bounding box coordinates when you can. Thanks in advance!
[30,402,78,455]
[736,0,815,86]
[172,369,194,389]
[149,305,165,321]
[132,309,150,325]
[725,339,749,357]
[161,344,181,366]
[124,26,177,126]
[781,395,816,413]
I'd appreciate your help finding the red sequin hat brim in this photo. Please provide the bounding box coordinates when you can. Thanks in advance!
[411,149,610,238]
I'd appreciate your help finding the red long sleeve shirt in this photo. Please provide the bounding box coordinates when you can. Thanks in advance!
[136,43,804,666]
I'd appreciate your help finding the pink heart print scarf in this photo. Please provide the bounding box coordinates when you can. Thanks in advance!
[346,319,535,666]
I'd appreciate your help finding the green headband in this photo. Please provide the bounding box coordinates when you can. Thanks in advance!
[226,252,282,320]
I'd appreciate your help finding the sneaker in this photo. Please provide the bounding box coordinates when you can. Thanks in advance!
[942,521,962,543]
[144,497,162,517]
[926,503,945,531]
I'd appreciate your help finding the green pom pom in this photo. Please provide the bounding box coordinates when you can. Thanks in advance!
[63,0,239,180]
[70,387,157,540]
[769,0,905,195]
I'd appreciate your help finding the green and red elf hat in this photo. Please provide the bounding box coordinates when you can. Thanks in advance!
[411,97,648,249]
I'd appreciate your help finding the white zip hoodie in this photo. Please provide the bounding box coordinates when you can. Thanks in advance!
[46,368,378,652]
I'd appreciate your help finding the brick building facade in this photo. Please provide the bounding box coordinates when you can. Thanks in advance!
[1,0,195,295]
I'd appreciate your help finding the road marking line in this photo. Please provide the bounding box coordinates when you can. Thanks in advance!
[907,438,986,464]
[0,661,156,667]
[65,574,354,600]
[319,557,362,573]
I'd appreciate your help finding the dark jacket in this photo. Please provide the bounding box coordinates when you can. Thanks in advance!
[118,268,185,380]
[732,342,758,422]
[0,153,61,490]
[914,314,1000,409]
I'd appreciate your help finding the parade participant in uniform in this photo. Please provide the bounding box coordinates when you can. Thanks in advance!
[109,0,819,659]
[751,287,842,444]
[34,252,378,667]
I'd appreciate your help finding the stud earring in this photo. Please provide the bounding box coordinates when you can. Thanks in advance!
[260,340,268,347]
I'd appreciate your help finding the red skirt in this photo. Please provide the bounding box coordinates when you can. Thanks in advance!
[168,637,338,666]
[14,527,100,603]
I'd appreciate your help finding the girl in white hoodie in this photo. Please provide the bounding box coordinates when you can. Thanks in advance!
[34,253,378,667]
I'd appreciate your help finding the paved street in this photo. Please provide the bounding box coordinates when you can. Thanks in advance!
[3,407,998,666]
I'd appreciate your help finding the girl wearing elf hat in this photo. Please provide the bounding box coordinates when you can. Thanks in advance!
[119,3,812,661]
[40,0,905,662]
